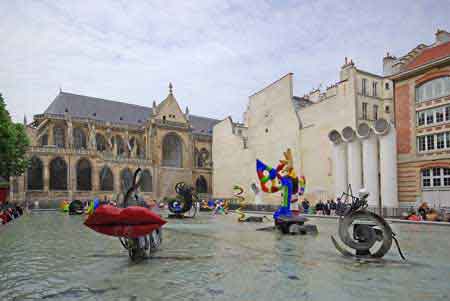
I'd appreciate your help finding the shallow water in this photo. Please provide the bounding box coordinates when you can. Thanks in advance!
[0,212,449,301]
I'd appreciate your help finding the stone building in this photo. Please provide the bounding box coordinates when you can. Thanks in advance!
[213,60,394,207]
[10,84,219,207]
[386,29,450,208]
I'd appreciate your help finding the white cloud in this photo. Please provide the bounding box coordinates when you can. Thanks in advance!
[1,0,449,122]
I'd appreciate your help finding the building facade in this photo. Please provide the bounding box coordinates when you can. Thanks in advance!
[10,84,219,207]
[213,60,394,208]
[386,30,450,208]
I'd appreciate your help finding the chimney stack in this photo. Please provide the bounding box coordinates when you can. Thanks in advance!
[435,29,450,44]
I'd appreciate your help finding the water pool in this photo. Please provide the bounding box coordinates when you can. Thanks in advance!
[1,212,449,300]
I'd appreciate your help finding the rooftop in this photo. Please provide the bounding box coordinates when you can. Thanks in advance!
[42,91,220,135]
[404,41,450,71]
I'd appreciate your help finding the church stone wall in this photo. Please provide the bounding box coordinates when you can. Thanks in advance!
[11,88,215,207]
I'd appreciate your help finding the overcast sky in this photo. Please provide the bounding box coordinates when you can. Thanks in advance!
[1,0,450,123]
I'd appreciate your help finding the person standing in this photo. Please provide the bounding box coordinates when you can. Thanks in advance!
[302,199,310,214]
[315,200,322,215]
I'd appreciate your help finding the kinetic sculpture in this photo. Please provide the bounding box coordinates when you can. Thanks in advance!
[60,200,84,215]
[213,200,228,215]
[200,200,215,211]
[256,149,316,234]
[233,185,266,222]
[84,168,166,261]
[331,186,406,260]
[167,182,198,218]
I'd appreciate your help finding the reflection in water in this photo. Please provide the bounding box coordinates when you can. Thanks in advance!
[0,212,449,300]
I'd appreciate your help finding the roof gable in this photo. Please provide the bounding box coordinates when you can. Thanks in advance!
[154,89,187,124]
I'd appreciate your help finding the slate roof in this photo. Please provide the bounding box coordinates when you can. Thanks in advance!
[189,115,220,135]
[43,92,220,135]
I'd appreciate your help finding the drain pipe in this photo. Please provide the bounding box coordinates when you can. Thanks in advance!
[373,118,398,210]
[328,130,348,199]
[342,126,362,194]
[357,123,380,208]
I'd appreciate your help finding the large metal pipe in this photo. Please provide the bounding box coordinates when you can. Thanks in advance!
[373,118,398,208]
[342,126,362,194]
[357,123,379,208]
[328,130,348,199]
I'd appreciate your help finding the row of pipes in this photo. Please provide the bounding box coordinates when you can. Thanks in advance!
[328,118,398,208]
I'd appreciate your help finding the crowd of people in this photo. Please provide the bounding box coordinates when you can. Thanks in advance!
[0,201,24,225]
[299,199,338,215]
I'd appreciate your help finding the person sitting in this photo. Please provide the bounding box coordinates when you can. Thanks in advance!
[418,202,430,220]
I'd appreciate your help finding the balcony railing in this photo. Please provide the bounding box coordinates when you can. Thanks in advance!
[154,119,189,129]
[28,146,150,164]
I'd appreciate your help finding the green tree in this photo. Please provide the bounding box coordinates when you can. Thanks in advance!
[0,94,30,179]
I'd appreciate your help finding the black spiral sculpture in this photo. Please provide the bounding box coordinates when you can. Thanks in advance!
[331,186,405,260]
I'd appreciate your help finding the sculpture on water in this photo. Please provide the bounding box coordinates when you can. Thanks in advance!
[167,182,198,218]
[233,185,267,222]
[256,148,316,234]
[331,185,406,260]
[84,168,165,261]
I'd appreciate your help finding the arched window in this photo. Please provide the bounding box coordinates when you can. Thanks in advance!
[76,158,92,191]
[39,134,48,147]
[96,133,107,152]
[129,137,142,158]
[195,148,200,167]
[195,176,208,193]
[49,157,67,190]
[127,137,139,157]
[139,142,146,159]
[140,170,153,192]
[27,156,43,190]
[121,168,133,192]
[53,126,65,148]
[116,136,125,156]
[129,137,135,151]
[416,76,450,102]
[196,148,209,168]
[73,128,87,149]
[135,140,142,158]
[99,166,114,191]
[162,133,183,167]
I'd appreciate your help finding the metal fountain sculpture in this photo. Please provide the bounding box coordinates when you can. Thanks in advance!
[119,168,164,260]
[331,185,406,260]
[233,185,268,222]
[84,168,166,261]
[167,182,198,218]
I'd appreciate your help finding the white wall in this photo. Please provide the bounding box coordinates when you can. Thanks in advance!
[299,78,357,200]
